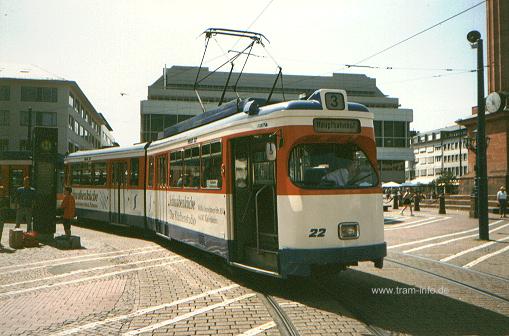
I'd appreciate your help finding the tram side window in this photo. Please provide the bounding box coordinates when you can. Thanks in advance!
[148,157,154,187]
[93,161,107,186]
[170,151,183,188]
[81,162,92,185]
[157,155,167,187]
[201,142,222,189]
[71,163,81,185]
[130,158,139,186]
[184,147,200,188]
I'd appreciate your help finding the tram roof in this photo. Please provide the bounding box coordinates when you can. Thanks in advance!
[66,143,147,161]
[162,89,369,138]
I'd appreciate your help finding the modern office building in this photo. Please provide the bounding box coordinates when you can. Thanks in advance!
[0,63,115,155]
[140,65,413,182]
[406,125,468,184]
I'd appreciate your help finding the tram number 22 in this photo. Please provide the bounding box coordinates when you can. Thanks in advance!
[309,228,326,237]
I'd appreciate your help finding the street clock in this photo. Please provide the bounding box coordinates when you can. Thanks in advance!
[485,92,506,113]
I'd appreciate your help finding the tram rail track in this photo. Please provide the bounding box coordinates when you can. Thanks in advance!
[385,256,509,304]
[259,293,300,336]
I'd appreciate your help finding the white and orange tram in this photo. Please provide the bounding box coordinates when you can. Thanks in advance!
[65,89,386,277]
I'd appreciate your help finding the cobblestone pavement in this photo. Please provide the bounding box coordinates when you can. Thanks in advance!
[0,209,508,335]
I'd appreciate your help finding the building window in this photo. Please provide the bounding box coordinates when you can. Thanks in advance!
[68,115,75,131]
[36,112,57,126]
[0,110,9,126]
[19,139,28,151]
[21,87,58,102]
[0,139,8,151]
[20,111,57,126]
[378,121,408,148]
[69,93,74,107]
[0,86,10,101]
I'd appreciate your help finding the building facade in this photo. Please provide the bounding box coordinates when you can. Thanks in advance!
[0,63,114,155]
[406,126,468,184]
[456,0,509,195]
[141,66,413,182]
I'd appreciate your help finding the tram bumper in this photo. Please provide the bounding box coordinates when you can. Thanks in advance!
[279,242,387,277]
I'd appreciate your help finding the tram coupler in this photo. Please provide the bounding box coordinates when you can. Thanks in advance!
[374,258,384,269]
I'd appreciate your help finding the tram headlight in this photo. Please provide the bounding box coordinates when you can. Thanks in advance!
[338,222,359,240]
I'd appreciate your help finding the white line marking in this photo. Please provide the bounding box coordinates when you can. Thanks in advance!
[403,223,509,253]
[122,293,256,336]
[237,321,277,336]
[52,284,240,336]
[385,217,449,231]
[384,216,436,228]
[441,235,509,262]
[0,258,185,298]
[0,246,159,271]
[1,248,165,275]
[463,244,509,268]
[388,220,505,249]
[0,255,177,289]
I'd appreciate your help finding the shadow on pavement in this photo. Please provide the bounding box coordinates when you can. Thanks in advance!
[156,239,509,336]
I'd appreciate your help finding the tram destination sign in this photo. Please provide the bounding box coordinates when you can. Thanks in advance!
[313,118,360,133]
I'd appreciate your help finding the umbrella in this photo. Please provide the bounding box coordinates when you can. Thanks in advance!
[382,181,401,188]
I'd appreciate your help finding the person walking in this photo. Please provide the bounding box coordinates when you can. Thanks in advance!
[496,186,507,218]
[14,176,37,231]
[60,186,76,237]
[400,188,414,216]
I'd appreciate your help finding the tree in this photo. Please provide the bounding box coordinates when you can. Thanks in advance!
[434,171,457,194]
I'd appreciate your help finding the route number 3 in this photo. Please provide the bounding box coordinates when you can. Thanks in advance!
[309,228,326,237]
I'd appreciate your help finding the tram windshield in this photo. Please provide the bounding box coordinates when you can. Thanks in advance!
[289,143,378,189]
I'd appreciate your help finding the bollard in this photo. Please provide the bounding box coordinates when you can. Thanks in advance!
[393,195,399,210]
[414,194,420,211]
[469,193,478,218]
[439,194,446,214]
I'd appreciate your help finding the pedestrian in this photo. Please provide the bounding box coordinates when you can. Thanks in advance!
[496,186,507,218]
[60,186,76,237]
[400,188,414,216]
[14,176,37,231]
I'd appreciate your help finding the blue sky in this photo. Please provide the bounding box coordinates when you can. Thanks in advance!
[0,0,487,145]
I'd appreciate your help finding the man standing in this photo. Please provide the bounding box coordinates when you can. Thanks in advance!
[14,176,37,231]
[497,186,507,218]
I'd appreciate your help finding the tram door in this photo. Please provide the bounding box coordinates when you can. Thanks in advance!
[231,136,279,273]
[110,161,128,225]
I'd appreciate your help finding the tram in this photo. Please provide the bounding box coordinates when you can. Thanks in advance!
[65,89,386,277]
[0,151,65,218]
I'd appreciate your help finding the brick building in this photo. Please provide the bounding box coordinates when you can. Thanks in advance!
[457,0,509,195]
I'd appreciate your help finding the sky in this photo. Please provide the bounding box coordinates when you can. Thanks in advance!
[0,0,487,146]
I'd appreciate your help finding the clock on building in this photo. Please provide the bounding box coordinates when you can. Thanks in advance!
[485,92,506,113]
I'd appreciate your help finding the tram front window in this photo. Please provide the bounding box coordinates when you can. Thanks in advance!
[289,143,378,189]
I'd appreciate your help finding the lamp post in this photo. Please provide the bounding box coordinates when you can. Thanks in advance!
[27,106,33,178]
[467,30,489,240]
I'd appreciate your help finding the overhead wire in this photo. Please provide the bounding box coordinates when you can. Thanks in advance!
[352,0,486,66]
[285,0,486,87]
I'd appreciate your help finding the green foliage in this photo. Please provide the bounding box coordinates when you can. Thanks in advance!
[434,171,457,193]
